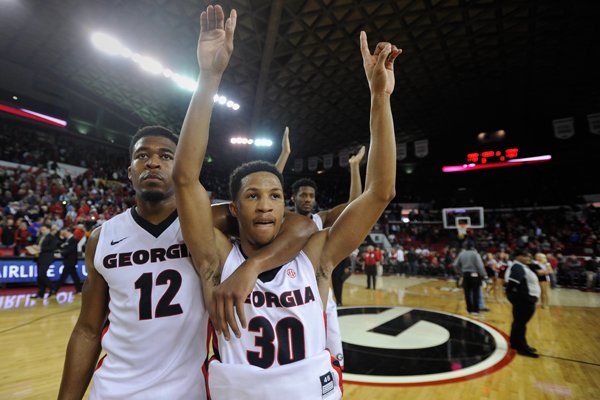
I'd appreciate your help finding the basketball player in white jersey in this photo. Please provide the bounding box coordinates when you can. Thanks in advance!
[276,133,365,368]
[174,24,401,399]
[57,6,316,400]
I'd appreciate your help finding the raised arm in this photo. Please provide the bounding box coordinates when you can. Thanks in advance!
[173,5,237,272]
[348,145,365,200]
[275,126,291,173]
[58,228,108,400]
[315,32,401,273]
[320,145,365,228]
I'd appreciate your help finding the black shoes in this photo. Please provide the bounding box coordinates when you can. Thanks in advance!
[516,348,539,358]
[480,308,491,312]
[512,344,539,358]
[30,293,44,299]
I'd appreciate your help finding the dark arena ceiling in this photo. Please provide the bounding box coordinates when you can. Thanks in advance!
[1,0,599,206]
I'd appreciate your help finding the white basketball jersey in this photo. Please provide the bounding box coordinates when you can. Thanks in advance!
[91,208,207,400]
[209,243,342,399]
[311,213,324,230]
[312,213,344,367]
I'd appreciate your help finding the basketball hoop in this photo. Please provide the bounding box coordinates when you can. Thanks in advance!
[457,222,468,240]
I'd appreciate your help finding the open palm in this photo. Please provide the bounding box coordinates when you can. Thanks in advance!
[197,5,237,75]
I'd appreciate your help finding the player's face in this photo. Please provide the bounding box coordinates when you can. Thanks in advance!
[293,186,316,216]
[231,171,285,247]
[128,136,176,203]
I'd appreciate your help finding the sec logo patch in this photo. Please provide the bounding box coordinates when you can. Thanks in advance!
[338,307,513,386]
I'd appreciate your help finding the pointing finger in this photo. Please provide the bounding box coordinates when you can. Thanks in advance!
[359,31,371,61]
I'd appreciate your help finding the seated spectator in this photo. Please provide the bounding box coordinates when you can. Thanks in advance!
[14,220,33,255]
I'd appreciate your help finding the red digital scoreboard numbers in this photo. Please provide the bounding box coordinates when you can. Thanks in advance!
[443,147,551,173]
[466,148,519,164]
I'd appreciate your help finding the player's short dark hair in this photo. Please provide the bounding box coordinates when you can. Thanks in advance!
[291,178,317,195]
[229,161,284,200]
[129,126,179,159]
[512,247,532,259]
[463,239,476,249]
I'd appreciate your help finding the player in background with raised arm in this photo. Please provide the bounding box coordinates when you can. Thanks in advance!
[275,127,365,367]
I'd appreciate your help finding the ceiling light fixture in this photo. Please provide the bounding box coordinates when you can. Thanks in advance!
[91,31,240,110]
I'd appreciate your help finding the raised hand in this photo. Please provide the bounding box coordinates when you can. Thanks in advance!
[359,31,402,96]
[281,126,291,154]
[275,126,291,173]
[198,5,237,76]
[349,145,366,165]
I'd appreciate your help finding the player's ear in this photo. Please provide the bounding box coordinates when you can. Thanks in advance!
[228,201,238,218]
[127,166,132,181]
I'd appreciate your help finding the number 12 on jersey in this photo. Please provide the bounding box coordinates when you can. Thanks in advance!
[134,269,183,320]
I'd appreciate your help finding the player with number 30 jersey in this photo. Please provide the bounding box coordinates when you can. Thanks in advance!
[208,243,342,399]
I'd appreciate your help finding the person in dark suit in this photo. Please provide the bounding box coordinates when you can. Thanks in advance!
[52,227,82,295]
[331,257,351,306]
[505,248,541,358]
[31,223,58,299]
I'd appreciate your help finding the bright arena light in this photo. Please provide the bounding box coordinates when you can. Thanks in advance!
[230,137,274,146]
[172,73,198,91]
[254,138,273,147]
[230,137,254,145]
[91,32,128,56]
[90,31,239,110]
[137,56,163,74]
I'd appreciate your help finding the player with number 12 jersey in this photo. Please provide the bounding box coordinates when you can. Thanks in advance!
[91,208,207,399]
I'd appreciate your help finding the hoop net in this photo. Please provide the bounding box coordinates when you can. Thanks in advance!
[457,222,469,240]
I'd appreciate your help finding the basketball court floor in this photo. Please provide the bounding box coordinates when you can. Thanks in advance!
[1,275,599,399]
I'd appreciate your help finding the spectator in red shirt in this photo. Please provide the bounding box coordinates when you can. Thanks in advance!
[49,200,64,216]
[362,246,378,290]
[72,225,85,242]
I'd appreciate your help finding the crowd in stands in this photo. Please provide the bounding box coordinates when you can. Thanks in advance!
[357,205,600,290]
[1,119,598,289]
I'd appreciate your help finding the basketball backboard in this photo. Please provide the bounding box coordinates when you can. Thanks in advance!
[442,207,484,229]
